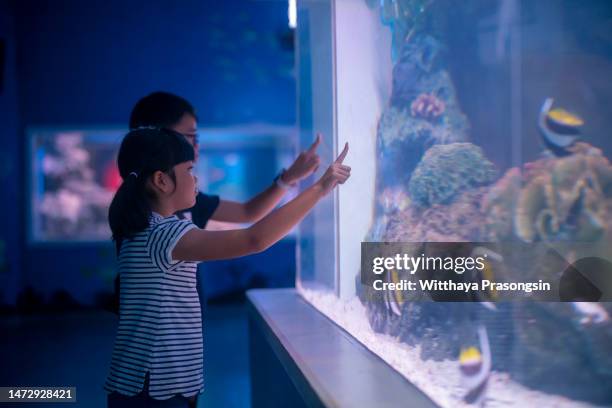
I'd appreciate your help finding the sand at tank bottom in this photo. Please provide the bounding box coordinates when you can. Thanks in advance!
[298,287,599,408]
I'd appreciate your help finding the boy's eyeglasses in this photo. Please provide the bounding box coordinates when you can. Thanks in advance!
[183,133,199,146]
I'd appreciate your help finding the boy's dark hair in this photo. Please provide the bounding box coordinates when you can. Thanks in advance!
[129,91,198,129]
[108,127,195,253]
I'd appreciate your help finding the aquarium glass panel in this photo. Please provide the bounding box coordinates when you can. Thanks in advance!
[296,0,337,293]
[297,0,612,406]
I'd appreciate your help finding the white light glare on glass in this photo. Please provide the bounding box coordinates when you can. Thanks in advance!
[288,0,297,28]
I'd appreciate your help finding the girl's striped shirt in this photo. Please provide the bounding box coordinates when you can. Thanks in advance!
[104,213,203,400]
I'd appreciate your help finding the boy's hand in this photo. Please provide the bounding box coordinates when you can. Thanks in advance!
[316,142,350,195]
[282,133,322,185]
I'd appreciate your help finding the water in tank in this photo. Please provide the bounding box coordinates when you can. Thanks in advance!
[296,0,612,406]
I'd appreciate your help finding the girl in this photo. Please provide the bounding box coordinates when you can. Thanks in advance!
[104,127,350,407]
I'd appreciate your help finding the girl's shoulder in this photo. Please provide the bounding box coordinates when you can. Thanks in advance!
[148,213,195,241]
[145,213,198,271]
[149,211,177,225]
[118,214,195,259]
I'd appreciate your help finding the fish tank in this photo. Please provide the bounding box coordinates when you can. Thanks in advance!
[28,128,124,243]
[296,0,612,407]
[197,125,296,202]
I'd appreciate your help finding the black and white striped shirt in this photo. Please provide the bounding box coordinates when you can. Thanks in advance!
[104,213,203,400]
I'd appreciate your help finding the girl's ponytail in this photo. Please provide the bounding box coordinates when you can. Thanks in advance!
[108,172,151,253]
[108,128,194,253]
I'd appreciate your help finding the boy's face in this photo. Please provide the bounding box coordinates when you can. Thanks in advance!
[172,113,199,162]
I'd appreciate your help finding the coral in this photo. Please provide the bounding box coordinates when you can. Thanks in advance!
[408,143,497,207]
[367,32,472,283]
[39,133,114,239]
[376,106,466,190]
[374,34,470,192]
[379,188,411,215]
[480,143,612,244]
[482,167,521,241]
[410,93,446,120]
[378,105,464,148]
[489,146,612,400]
[511,146,612,243]
[514,175,558,243]
[384,188,488,243]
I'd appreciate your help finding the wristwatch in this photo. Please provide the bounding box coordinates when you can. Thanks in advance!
[274,168,295,189]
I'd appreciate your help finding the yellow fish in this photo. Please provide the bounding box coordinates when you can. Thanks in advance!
[460,326,492,405]
[460,346,482,366]
[391,269,405,305]
[547,108,584,128]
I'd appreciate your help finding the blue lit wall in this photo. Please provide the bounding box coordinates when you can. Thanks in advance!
[15,0,295,126]
[0,1,22,306]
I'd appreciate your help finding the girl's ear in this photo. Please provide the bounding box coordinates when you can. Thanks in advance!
[150,170,173,195]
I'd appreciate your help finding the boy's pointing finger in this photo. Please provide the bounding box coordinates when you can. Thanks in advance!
[308,133,322,153]
[335,142,349,164]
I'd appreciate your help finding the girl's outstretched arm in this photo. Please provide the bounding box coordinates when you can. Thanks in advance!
[173,143,350,262]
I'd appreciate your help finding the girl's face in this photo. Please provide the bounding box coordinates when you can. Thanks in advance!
[169,161,198,211]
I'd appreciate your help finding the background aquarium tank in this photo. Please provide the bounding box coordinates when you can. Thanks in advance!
[28,125,296,242]
[296,0,612,406]
[28,128,124,243]
[196,124,298,231]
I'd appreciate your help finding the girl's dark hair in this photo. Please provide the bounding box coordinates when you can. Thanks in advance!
[129,91,197,129]
[108,127,194,252]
